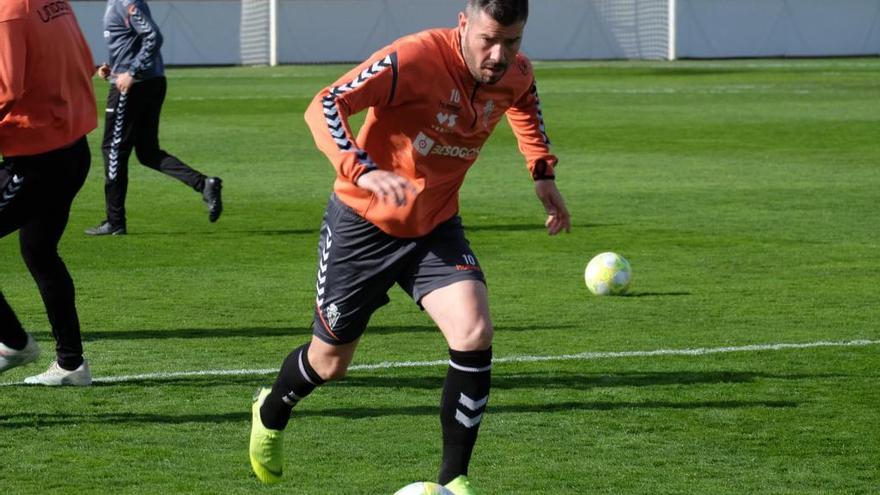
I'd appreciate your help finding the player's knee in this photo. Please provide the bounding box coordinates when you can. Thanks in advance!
[20,241,60,268]
[313,358,349,382]
[307,347,353,382]
[135,148,161,167]
[448,320,494,351]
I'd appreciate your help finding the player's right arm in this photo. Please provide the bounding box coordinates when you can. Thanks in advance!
[304,49,416,205]
[122,0,163,79]
[0,8,26,121]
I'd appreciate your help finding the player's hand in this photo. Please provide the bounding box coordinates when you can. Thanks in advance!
[96,64,111,80]
[115,72,135,94]
[356,170,419,207]
[535,179,571,235]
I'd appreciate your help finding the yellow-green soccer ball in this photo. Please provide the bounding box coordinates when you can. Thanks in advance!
[394,482,454,495]
[584,252,632,296]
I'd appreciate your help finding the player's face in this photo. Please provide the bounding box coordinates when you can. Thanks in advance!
[458,9,525,84]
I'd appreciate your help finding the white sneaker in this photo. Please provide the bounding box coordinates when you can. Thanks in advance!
[24,360,92,386]
[0,334,41,373]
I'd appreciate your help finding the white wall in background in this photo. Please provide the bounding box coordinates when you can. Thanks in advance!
[70,0,880,65]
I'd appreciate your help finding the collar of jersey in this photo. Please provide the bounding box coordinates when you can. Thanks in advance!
[449,28,480,90]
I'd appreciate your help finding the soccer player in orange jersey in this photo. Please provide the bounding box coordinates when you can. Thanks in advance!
[0,0,97,385]
[250,2,569,492]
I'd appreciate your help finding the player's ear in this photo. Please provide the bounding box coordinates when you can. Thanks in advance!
[458,11,468,33]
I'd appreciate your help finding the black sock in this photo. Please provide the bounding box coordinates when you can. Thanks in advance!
[260,343,325,430]
[438,347,492,485]
[0,294,28,350]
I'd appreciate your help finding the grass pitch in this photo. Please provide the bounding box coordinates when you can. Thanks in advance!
[1,59,879,494]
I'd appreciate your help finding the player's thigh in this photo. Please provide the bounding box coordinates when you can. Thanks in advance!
[312,195,413,345]
[18,140,90,252]
[132,80,164,154]
[421,279,493,351]
[103,85,139,154]
[402,216,492,350]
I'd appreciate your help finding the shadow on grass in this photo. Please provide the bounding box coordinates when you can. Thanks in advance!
[463,223,621,233]
[64,324,577,341]
[623,291,691,297]
[337,370,836,391]
[116,223,620,237]
[119,228,316,237]
[0,398,798,428]
[1,367,838,393]
[2,369,833,391]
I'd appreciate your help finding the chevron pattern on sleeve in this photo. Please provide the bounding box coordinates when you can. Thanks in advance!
[321,54,396,171]
[530,82,552,147]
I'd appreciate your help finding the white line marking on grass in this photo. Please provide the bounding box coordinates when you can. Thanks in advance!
[1,339,877,386]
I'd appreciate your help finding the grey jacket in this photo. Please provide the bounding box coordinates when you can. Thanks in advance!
[103,0,164,82]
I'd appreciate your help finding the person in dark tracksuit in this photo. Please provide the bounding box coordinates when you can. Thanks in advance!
[85,0,223,236]
[0,0,97,385]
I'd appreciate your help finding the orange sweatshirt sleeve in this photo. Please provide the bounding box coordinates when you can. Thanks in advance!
[0,16,26,122]
[506,76,558,181]
[304,48,399,185]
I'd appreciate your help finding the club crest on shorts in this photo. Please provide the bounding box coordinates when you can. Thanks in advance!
[325,303,341,329]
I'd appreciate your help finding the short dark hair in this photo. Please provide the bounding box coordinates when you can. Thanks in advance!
[466,0,528,25]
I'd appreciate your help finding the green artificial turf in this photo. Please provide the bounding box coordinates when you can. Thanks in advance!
[1,59,878,494]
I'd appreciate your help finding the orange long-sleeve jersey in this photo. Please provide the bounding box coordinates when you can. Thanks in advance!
[305,27,557,238]
[0,0,97,157]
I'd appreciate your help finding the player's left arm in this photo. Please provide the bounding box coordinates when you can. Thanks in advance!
[0,17,26,121]
[534,179,570,235]
[506,70,570,235]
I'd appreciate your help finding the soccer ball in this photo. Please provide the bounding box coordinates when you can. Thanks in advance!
[584,252,632,296]
[394,482,454,495]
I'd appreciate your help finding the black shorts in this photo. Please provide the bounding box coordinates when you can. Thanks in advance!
[312,194,485,344]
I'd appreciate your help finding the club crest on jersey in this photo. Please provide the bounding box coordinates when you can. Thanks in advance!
[481,100,495,129]
[325,303,341,329]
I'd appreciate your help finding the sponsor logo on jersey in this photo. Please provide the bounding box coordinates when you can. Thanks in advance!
[436,112,458,128]
[434,90,462,133]
[413,132,436,156]
[430,144,481,160]
[414,132,480,160]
